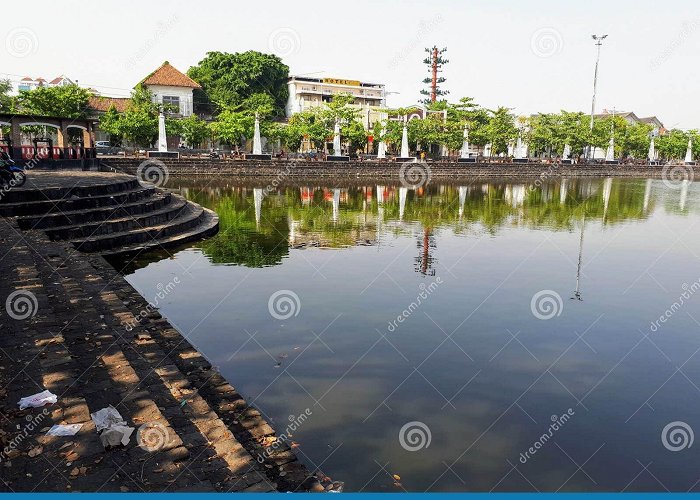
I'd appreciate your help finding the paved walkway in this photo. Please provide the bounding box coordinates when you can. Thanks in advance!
[0,193,314,492]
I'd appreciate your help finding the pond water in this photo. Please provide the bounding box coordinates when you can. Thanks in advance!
[117,177,700,492]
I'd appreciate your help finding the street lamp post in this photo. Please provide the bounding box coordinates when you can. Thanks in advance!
[587,34,608,161]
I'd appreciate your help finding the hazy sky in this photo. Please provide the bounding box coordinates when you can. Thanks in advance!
[2,0,699,128]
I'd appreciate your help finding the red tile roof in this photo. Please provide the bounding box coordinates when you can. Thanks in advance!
[88,96,131,113]
[140,61,201,89]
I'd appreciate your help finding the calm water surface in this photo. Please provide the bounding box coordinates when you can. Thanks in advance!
[119,177,700,492]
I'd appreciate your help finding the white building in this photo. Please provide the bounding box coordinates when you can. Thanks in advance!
[286,75,387,129]
[17,75,74,92]
[140,61,200,117]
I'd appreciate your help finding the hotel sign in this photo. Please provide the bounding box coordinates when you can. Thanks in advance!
[322,78,361,86]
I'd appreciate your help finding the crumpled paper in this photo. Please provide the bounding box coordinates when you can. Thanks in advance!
[90,406,134,448]
[46,424,83,436]
[18,390,57,410]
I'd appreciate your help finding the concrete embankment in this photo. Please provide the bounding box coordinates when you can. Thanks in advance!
[103,157,672,181]
[0,170,317,492]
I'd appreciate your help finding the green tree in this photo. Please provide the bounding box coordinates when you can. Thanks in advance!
[187,51,289,116]
[118,85,160,147]
[486,107,518,156]
[209,109,252,147]
[0,79,15,113]
[657,129,692,160]
[173,114,209,148]
[17,84,92,118]
[98,105,124,146]
[622,122,653,159]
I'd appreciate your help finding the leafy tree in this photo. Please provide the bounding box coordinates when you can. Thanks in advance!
[622,122,653,159]
[103,85,161,147]
[187,51,289,116]
[0,79,15,113]
[657,129,698,160]
[98,105,124,146]
[172,114,209,148]
[209,109,252,147]
[17,84,92,118]
[486,107,518,156]
[342,119,368,153]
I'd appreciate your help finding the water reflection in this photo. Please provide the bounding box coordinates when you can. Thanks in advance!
[119,177,700,492]
[172,178,698,272]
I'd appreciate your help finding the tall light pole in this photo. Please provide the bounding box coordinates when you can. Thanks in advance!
[587,34,608,161]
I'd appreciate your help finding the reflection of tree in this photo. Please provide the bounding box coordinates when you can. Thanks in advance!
[166,178,684,269]
[189,192,289,267]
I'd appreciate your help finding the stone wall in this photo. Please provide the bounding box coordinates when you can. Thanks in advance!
[102,158,671,181]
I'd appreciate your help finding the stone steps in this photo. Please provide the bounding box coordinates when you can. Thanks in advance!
[0,185,157,217]
[2,171,219,257]
[17,192,174,230]
[101,207,219,257]
[43,196,188,240]
[71,202,206,253]
[0,177,140,204]
[0,220,298,491]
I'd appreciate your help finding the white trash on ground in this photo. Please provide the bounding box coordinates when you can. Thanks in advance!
[90,406,134,448]
[18,390,57,409]
[46,424,83,436]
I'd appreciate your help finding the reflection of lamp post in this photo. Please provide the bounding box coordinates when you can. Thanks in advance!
[572,215,585,301]
[586,34,607,161]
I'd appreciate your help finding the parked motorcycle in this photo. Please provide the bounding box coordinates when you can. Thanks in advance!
[0,153,26,189]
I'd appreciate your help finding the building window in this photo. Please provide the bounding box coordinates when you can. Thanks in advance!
[162,95,180,114]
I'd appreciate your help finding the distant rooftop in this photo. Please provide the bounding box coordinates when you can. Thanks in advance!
[140,61,201,89]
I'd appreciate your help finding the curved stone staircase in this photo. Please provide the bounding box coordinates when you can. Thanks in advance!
[0,171,218,256]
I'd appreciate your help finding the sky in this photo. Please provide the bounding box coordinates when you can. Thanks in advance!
[2,0,699,129]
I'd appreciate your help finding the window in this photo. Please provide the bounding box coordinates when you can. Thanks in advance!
[162,95,180,114]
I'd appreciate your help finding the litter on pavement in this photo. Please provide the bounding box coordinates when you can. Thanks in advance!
[18,390,57,410]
